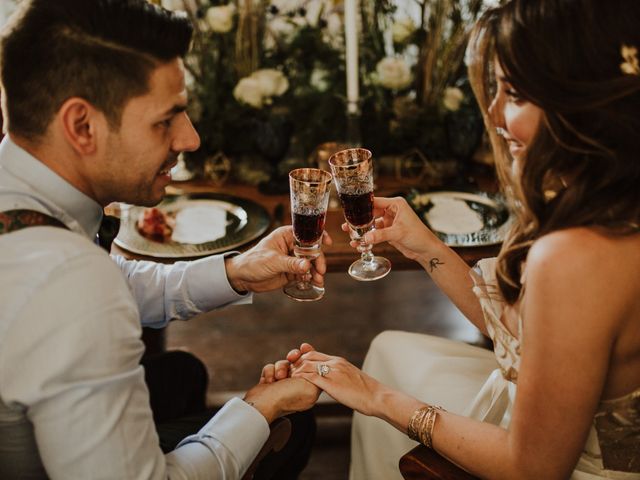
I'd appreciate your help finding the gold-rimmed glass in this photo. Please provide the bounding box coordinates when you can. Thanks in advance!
[329,148,391,281]
[283,168,333,301]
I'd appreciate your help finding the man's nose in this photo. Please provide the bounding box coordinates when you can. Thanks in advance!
[172,113,201,153]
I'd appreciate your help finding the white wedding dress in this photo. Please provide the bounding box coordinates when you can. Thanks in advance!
[349,258,640,480]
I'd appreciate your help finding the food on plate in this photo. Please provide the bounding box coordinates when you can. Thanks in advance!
[137,207,175,242]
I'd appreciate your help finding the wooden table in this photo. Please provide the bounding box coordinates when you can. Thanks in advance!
[112,177,500,269]
[111,177,499,354]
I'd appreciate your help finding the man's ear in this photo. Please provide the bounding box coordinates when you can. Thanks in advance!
[57,97,106,155]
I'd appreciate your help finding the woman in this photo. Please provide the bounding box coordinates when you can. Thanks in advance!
[265,0,640,478]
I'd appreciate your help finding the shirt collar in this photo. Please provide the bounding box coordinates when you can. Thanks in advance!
[0,136,103,238]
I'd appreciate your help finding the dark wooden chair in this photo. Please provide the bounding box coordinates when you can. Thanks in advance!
[242,417,292,480]
[399,445,479,480]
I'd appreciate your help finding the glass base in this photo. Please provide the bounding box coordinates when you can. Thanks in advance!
[283,281,325,302]
[348,256,392,282]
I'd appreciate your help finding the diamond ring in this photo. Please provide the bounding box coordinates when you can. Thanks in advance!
[317,363,331,377]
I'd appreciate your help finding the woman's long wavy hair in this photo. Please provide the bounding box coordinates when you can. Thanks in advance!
[468,0,640,304]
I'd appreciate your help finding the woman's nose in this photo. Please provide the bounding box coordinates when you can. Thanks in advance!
[488,94,504,129]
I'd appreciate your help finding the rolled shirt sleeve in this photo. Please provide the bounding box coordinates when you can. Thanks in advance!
[112,252,253,328]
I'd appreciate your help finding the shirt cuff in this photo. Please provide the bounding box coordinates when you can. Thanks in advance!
[177,397,270,471]
[182,252,253,313]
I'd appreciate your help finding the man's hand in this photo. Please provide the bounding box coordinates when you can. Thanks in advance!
[259,343,316,384]
[225,226,332,293]
[243,377,321,424]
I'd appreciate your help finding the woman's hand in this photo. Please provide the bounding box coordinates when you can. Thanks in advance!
[289,350,385,417]
[259,342,316,383]
[343,196,438,262]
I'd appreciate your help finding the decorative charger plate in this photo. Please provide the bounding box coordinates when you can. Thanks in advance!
[406,190,511,247]
[114,193,270,258]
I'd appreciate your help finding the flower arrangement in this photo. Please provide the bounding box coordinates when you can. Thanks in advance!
[358,0,495,164]
[156,0,348,184]
[156,0,497,185]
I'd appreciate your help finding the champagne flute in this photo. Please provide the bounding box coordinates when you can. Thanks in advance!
[283,168,333,301]
[329,148,391,281]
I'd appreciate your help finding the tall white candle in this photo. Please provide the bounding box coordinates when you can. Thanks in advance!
[344,0,359,114]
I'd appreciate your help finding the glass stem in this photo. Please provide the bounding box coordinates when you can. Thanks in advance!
[359,239,374,265]
[297,270,312,290]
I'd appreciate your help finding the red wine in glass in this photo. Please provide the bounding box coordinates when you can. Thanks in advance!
[329,147,391,281]
[339,191,374,228]
[293,211,326,246]
[284,167,332,301]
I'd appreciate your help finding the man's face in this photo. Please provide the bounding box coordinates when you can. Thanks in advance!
[98,58,200,206]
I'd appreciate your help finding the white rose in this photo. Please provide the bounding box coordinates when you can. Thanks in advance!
[272,0,303,12]
[161,0,185,11]
[324,12,343,48]
[443,86,464,112]
[391,18,416,44]
[268,17,297,42]
[310,68,330,92]
[251,69,289,97]
[233,77,265,108]
[206,4,235,33]
[305,0,322,27]
[376,57,412,90]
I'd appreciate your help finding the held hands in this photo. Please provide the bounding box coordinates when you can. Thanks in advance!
[243,377,321,424]
[245,343,321,424]
[225,226,332,293]
[261,343,384,417]
[343,196,436,262]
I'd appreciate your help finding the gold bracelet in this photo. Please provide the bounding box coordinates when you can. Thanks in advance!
[407,405,445,449]
[407,406,429,442]
[424,405,444,449]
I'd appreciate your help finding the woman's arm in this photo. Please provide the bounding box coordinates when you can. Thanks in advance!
[293,229,626,479]
[361,196,487,334]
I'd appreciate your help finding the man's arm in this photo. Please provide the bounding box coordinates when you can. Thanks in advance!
[0,251,269,478]
[113,226,330,328]
[113,253,251,328]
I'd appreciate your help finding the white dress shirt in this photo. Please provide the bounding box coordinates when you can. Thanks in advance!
[0,137,269,479]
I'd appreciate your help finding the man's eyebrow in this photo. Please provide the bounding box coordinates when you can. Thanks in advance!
[161,104,188,117]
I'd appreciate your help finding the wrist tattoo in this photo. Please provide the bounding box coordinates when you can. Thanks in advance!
[428,258,444,273]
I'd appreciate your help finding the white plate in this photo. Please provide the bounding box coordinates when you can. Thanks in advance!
[114,193,270,258]
[407,191,511,247]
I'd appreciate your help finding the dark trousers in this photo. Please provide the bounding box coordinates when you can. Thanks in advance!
[141,350,315,479]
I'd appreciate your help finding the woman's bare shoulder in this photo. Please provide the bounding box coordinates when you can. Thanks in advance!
[528,227,640,273]
[526,227,640,319]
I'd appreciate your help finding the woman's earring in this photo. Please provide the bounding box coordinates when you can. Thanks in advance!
[496,127,507,137]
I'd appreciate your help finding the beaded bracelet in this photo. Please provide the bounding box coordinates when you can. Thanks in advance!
[407,404,445,449]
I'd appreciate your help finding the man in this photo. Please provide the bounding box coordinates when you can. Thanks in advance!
[0,0,325,478]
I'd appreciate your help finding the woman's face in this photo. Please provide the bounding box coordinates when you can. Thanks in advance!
[488,60,543,162]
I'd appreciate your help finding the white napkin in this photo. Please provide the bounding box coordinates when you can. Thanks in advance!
[171,205,228,244]
[425,197,484,234]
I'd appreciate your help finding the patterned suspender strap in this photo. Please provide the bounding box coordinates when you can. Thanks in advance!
[0,209,69,234]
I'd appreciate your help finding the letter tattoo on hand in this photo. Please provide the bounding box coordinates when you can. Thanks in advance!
[428,258,444,273]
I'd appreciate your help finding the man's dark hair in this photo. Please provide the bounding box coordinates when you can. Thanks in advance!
[0,0,193,140]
